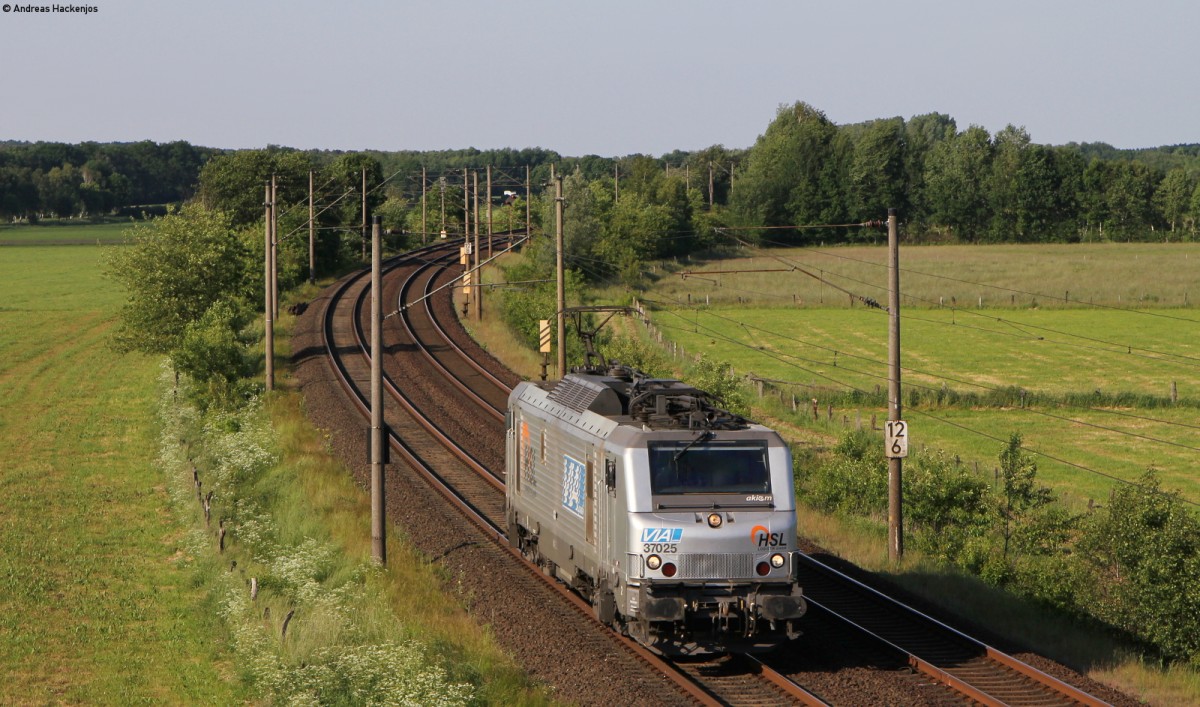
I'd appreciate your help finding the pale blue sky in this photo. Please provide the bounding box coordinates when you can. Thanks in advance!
[1,1,1196,155]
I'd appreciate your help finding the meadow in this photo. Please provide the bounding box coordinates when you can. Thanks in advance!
[614,242,1200,509]
[0,230,546,703]
[0,243,243,702]
[0,220,133,245]
[654,241,1200,310]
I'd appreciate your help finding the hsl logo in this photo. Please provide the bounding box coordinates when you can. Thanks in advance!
[641,527,683,543]
[751,524,786,547]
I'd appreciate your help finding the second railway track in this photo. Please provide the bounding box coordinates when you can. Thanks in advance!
[304,240,1131,707]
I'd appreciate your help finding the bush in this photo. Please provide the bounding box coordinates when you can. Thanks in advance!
[684,355,750,417]
[1075,472,1200,663]
[800,428,887,516]
[904,451,993,564]
[599,333,672,378]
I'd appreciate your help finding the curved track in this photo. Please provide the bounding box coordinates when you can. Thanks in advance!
[780,555,1112,706]
[314,241,1121,706]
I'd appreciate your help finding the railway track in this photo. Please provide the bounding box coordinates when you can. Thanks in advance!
[779,555,1112,706]
[311,240,1122,706]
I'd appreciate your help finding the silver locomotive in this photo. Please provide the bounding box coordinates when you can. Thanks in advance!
[505,363,806,655]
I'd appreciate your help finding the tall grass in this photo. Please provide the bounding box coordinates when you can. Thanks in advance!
[152,296,550,705]
[157,369,479,705]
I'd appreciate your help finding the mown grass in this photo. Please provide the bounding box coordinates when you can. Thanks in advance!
[655,241,1200,310]
[642,301,1200,510]
[0,245,244,703]
[0,220,133,244]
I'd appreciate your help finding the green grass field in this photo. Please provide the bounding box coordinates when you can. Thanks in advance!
[0,244,243,702]
[655,241,1200,310]
[1,229,549,704]
[624,243,1200,509]
[0,220,135,245]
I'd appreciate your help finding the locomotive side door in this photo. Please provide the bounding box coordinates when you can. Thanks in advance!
[592,447,620,625]
[585,443,596,545]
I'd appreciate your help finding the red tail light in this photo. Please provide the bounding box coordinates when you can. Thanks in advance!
[662,562,677,578]
[756,561,770,576]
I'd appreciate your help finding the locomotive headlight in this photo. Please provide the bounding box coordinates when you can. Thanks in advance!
[646,554,662,570]
[770,553,786,569]
[706,513,723,528]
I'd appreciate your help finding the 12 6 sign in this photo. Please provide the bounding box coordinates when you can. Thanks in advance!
[885,420,908,458]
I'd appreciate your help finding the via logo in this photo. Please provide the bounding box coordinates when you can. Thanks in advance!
[751,524,786,548]
[641,527,683,543]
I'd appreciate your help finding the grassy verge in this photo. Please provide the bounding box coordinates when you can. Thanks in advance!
[0,245,243,703]
[459,254,547,381]
[150,283,551,705]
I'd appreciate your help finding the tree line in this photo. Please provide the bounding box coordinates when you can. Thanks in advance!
[729,103,1200,243]
[0,140,221,220]
[10,104,1199,245]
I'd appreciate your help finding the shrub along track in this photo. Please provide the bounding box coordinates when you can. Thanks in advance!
[294,241,1138,706]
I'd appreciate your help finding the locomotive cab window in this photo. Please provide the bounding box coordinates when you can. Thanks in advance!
[648,439,771,500]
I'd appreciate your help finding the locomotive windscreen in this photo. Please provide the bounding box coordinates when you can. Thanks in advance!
[647,439,771,495]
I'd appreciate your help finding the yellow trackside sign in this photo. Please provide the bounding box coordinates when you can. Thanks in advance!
[539,319,552,353]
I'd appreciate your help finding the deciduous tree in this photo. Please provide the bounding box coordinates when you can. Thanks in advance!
[106,205,251,358]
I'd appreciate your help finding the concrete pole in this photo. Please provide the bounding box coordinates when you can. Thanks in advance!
[270,175,278,318]
[308,170,315,284]
[462,168,470,309]
[421,166,427,245]
[361,168,367,260]
[555,175,566,377]
[486,165,493,258]
[264,183,274,392]
[524,165,531,236]
[887,208,904,561]
[473,170,481,321]
[370,215,386,565]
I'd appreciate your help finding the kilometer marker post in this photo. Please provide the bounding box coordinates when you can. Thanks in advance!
[887,208,904,561]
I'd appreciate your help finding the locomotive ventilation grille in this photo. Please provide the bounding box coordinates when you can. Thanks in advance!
[679,553,755,579]
[547,377,603,413]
